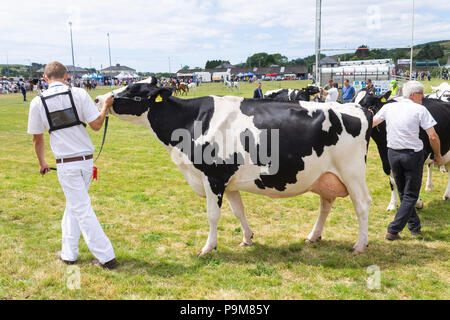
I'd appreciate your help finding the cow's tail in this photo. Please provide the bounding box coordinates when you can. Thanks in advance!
[362,108,373,163]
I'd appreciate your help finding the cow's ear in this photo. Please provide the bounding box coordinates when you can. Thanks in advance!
[148,86,173,102]
[381,90,391,102]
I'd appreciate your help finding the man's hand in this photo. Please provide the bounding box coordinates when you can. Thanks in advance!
[434,154,444,166]
[39,162,50,175]
[103,95,114,110]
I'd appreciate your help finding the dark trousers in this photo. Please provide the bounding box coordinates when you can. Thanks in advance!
[387,148,423,234]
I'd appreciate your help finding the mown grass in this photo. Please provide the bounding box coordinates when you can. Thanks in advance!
[0,79,449,300]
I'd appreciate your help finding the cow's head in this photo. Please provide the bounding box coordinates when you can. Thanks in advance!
[302,85,320,96]
[355,89,391,113]
[95,76,173,118]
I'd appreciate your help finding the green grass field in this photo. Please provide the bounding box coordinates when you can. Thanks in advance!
[0,79,449,300]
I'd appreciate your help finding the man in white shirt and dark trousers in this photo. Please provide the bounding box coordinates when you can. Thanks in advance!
[28,62,117,269]
[372,81,443,240]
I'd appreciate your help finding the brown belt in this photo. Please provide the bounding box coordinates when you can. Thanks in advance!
[56,154,93,164]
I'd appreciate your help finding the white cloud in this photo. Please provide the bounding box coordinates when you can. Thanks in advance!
[0,0,449,72]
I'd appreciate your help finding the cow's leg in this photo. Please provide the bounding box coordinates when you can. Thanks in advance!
[226,191,254,246]
[198,179,224,257]
[444,164,450,200]
[390,169,423,210]
[306,196,335,243]
[441,152,450,200]
[341,172,371,254]
[387,175,399,211]
[425,162,434,191]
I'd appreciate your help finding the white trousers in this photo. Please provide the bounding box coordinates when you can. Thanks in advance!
[57,159,115,264]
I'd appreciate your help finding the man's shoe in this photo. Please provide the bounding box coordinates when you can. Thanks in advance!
[386,232,401,241]
[57,251,77,265]
[91,258,117,270]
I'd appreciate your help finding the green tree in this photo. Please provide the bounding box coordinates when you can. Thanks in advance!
[181,65,190,70]
[205,60,223,69]
[416,43,444,60]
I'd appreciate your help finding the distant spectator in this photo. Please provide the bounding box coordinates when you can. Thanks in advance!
[342,79,355,103]
[366,79,376,94]
[20,83,26,101]
[253,82,263,99]
[390,80,400,97]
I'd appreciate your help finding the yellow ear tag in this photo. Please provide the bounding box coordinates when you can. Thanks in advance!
[381,97,387,103]
[155,94,163,102]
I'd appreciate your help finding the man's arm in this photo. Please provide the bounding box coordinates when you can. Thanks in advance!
[88,95,114,131]
[372,115,384,127]
[33,134,49,175]
[425,126,443,165]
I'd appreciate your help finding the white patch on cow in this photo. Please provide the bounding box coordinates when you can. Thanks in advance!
[137,76,154,84]
[355,90,367,105]
[264,89,282,98]
[287,89,295,100]
[194,96,264,168]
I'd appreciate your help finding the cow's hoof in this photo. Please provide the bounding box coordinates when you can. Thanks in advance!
[197,246,217,257]
[415,199,424,210]
[386,204,397,211]
[350,243,368,255]
[239,241,253,247]
[425,185,433,192]
[305,236,321,244]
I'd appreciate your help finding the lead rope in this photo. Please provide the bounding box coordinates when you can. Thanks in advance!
[92,114,109,180]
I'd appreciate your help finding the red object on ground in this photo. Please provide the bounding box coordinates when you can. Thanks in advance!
[93,166,98,180]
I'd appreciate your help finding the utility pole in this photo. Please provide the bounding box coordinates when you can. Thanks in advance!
[314,0,322,86]
[6,53,9,78]
[168,57,171,75]
[68,21,75,84]
[410,0,415,80]
[107,33,112,86]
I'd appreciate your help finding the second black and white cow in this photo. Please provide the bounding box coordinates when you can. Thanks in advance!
[356,90,450,209]
[96,77,373,255]
[264,85,320,102]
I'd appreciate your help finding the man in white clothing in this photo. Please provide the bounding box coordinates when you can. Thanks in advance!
[27,61,117,269]
[372,81,443,240]
[322,82,339,102]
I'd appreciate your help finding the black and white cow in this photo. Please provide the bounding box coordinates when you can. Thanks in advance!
[96,77,373,254]
[355,90,450,209]
[264,85,320,102]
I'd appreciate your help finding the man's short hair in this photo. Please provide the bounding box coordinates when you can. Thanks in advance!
[367,79,372,83]
[332,83,338,88]
[344,79,349,83]
[328,79,333,83]
[402,80,424,98]
[44,62,68,79]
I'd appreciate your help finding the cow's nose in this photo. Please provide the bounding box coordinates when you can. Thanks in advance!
[94,98,99,103]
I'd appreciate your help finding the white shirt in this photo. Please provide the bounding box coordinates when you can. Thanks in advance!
[375,98,437,152]
[27,82,100,159]
[325,87,339,102]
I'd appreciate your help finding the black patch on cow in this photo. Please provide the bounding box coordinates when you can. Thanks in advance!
[239,99,347,191]
[146,96,240,207]
[341,113,362,137]
[265,88,319,102]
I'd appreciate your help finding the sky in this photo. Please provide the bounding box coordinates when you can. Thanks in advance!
[1,0,449,73]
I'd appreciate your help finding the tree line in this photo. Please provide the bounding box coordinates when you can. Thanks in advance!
[203,41,448,73]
